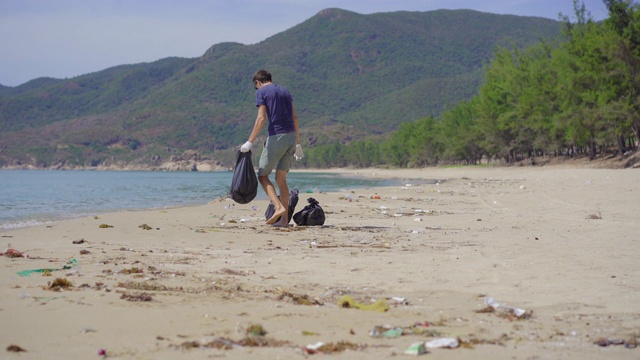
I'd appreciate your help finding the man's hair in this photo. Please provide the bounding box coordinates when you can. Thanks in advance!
[252,69,272,84]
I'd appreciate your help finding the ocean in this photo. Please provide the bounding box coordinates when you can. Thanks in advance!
[0,170,398,229]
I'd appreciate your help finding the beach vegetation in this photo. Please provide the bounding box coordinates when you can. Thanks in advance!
[305,0,640,167]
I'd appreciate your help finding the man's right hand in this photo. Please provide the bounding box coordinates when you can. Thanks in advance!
[240,141,252,153]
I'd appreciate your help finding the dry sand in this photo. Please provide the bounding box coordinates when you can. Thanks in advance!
[1,166,638,359]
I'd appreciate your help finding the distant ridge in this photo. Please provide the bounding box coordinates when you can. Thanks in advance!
[0,9,562,169]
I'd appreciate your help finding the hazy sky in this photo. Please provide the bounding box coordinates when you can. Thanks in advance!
[0,0,609,87]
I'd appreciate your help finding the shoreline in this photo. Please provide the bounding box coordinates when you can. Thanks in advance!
[1,166,638,359]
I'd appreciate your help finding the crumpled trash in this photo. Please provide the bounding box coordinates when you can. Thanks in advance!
[425,337,459,349]
[369,326,404,338]
[2,243,28,258]
[484,297,527,318]
[404,341,426,355]
[304,341,324,354]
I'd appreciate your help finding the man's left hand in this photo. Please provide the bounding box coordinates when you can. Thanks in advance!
[294,144,304,160]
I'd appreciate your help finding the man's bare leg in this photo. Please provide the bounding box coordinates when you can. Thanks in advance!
[260,174,286,225]
[272,169,290,227]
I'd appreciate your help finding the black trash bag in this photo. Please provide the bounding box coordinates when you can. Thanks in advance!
[264,189,299,223]
[293,197,325,226]
[230,150,258,204]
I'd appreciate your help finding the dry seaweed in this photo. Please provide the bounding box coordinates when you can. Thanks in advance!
[99,224,114,228]
[138,224,152,230]
[6,345,27,352]
[315,341,363,353]
[177,336,290,350]
[459,334,511,348]
[118,267,144,274]
[120,292,153,302]
[246,324,267,336]
[276,288,323,306]
[217,268,255,276]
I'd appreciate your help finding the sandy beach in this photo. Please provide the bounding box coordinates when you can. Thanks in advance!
[1,165,638,359]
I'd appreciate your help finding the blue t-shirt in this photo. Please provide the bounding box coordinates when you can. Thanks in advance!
[255,83,295,136]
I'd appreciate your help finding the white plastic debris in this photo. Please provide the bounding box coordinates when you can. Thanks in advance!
[484,297,527,318]
[425,337,459,349]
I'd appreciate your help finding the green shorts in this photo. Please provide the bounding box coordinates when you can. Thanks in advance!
[258,132,296,176]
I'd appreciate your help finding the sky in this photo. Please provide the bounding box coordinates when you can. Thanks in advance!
[0,0,610,87]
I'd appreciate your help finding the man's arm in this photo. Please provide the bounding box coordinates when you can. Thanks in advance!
[248,105,268,143]
[292,103,301,144]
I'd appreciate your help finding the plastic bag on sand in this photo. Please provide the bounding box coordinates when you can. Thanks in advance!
[265,189,299,223]
[230,151,258,204]
[293,197,325,226]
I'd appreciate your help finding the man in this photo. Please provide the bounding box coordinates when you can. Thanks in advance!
[240,69,303,226]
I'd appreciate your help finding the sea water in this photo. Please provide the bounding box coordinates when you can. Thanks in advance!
[0,170,397,229]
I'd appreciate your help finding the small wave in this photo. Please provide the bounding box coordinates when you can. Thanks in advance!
[1,219,56,230]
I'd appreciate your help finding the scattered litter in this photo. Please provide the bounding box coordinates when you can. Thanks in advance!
[369,326,404,338]
[479,297,530,319]
[17,258,78,277]
[1,243,28,258]
[79,249,91,255]
[594,338,638,348]
[425,337,459,349]
[98,224,113,228]
[138,224,152,230]
[404,342,426,355]
[72,239,85,244]
[414,218,422,222]
[338,295,389,312]
[369,321,438,338]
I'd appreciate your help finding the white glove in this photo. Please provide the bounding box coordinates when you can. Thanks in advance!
[294,144,304,160]
[240,141,252,153]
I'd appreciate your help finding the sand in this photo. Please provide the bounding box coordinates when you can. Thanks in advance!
[0,166,638,359]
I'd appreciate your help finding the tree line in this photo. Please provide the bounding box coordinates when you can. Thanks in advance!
[304,0,640,167]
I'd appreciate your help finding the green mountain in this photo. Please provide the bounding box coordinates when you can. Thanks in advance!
[0,9,562,169]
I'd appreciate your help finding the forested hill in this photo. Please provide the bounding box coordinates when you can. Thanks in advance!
[0,9,562,169]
